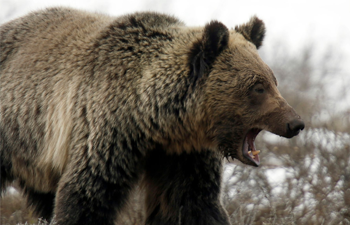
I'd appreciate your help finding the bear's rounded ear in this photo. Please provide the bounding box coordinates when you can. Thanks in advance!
[235,16,265,49]
[188,21,229,85]
[202,21,229,61]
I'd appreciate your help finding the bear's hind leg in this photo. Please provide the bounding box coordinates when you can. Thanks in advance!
[23,187,55,221]
[0,131,14,195]
[144,148,230,225]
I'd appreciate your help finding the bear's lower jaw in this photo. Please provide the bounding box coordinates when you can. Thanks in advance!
[242,128,262,167]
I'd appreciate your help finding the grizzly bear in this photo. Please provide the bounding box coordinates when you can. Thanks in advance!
[0,7,304,225]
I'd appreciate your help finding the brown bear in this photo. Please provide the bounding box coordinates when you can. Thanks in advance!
[0,7,304,225]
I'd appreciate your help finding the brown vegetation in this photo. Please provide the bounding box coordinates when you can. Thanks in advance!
[1,44,349,225]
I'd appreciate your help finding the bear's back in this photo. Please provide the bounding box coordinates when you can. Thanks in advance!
[0,8,113,65]
[0,7,184,70]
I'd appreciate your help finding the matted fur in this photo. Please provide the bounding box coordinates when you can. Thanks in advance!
[0,7,304,225]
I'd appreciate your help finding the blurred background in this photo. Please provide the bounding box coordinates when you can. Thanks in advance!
[1,0,349,224]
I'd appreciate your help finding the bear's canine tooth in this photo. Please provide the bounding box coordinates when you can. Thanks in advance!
[252,150,260,156]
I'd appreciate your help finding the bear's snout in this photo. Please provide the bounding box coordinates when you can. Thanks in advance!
[285,119,305,138]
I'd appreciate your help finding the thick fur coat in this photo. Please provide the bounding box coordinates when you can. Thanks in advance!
[0,7,304,225]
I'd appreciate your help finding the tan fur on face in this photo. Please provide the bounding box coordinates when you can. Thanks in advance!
[200,29,302,164]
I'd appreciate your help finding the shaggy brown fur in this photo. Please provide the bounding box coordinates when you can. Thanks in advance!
[0,7,304,225]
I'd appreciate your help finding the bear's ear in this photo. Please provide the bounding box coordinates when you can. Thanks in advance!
[189,21,229,85]
[202,21,229,61]
[235,16,265,49]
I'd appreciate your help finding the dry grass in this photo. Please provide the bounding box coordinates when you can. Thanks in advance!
[1,190,39,224]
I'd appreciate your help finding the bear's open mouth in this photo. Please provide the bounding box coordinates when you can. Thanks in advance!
[242,128,262,166]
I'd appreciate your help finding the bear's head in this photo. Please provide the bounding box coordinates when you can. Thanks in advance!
[189,16,305,167]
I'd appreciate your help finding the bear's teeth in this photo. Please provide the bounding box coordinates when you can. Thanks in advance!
[252,150,260,156]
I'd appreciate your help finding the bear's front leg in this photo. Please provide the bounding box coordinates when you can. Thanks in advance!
[53,138,143,225]
[144,148,231,225]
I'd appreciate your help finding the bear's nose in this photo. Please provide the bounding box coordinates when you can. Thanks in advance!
[286,119,305,138]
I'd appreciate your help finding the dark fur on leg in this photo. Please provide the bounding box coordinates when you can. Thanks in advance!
[54,171,132,225]
[23,187,55,221]
[53,144,143,225]
[144,148,230,225]
[0,130,13,195]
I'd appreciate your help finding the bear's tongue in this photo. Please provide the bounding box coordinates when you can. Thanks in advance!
[243,129,261,166]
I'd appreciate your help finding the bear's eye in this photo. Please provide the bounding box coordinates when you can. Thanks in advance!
[255,88,265,94]
[253,83,265,94]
